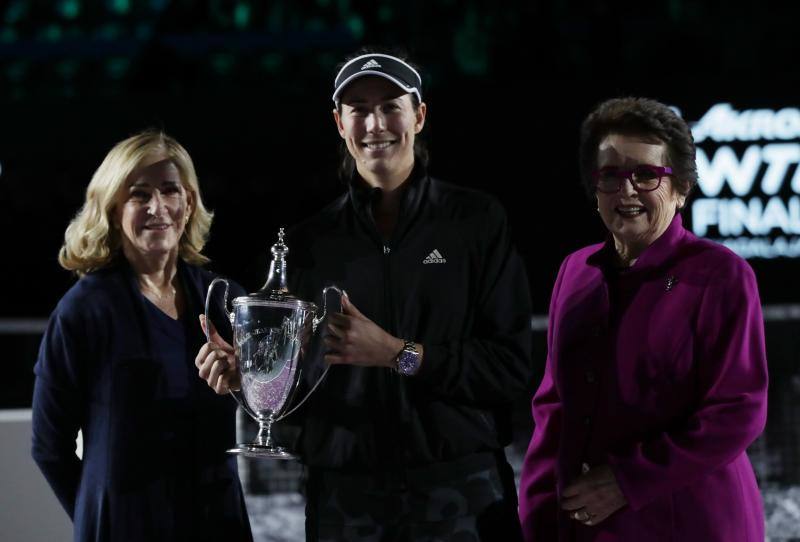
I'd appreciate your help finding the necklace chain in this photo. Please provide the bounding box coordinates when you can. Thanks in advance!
[138,279,176,300]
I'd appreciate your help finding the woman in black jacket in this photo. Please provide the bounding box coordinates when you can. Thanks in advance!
[197,49,533,541]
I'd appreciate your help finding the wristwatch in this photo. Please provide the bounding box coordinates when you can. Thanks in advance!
[394,340,421,376]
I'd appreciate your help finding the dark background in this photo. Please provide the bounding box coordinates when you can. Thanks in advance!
[2,0,799,486]
[2,0,799,316]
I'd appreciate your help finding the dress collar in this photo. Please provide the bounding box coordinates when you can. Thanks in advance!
[587,213,687,273]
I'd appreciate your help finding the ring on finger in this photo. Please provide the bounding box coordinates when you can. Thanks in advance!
[573,510,589,522]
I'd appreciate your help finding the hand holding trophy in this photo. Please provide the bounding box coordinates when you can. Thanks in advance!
[203,228,340,459]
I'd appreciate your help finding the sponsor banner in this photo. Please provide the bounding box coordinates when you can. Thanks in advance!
[690,103,800,259]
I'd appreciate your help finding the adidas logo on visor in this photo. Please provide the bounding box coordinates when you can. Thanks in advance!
[360,59,382,70]
[423,250,446,264]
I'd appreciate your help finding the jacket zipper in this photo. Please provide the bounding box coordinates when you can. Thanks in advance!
[382,242,404,465]
[382,244,396,336]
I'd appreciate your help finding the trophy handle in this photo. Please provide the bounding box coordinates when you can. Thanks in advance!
[204,278,256,419]
[275,285,344,421]
[312,285,345,331]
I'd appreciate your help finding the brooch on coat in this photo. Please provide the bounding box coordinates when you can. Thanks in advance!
[665,276,677,291]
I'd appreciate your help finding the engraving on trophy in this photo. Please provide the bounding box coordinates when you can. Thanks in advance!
[238,317,300,375]
[252,316,300,378]
[237,314,303,415]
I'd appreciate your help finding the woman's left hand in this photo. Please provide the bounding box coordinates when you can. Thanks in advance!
[324,295,404,367]
[561,464,627,526]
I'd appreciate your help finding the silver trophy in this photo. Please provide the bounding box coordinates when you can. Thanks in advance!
[204,228,340,459]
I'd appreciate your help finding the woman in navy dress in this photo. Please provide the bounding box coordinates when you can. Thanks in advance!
[31,131,252,541]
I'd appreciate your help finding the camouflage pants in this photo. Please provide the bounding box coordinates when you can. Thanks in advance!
[305,452,523,542]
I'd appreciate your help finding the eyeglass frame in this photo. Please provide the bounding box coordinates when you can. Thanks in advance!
[591,165,674,193]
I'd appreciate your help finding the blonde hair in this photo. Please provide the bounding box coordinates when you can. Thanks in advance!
[59,130,213,275]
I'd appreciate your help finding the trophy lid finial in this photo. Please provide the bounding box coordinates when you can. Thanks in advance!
[272,228,288,258]
[258,227,291,298]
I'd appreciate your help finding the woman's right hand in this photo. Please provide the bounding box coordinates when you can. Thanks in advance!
[195,314,240,394]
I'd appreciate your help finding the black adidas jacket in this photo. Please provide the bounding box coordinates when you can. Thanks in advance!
[287,168,533,470]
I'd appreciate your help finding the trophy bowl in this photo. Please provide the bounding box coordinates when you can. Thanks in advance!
[204,229,339,459]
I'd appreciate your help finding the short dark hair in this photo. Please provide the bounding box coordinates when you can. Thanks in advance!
[334,46,429,181]
[579,97,697,197]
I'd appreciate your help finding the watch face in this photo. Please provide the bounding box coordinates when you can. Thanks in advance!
[397,349,420,376]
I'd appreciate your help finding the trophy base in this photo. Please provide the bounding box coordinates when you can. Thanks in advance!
[227,443,298,460]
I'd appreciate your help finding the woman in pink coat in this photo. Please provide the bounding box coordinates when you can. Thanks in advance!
[518,97,768,541]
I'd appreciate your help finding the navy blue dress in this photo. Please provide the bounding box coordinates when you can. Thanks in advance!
[31,260,252,542]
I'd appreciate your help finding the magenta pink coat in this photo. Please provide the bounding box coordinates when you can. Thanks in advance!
[519,215,768,541]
